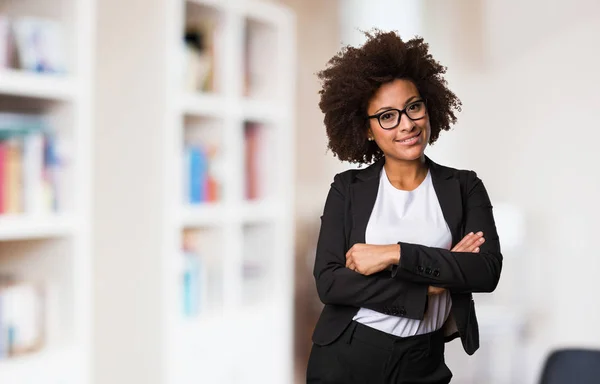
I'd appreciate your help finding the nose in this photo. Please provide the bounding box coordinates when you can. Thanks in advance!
[397,112,416,134]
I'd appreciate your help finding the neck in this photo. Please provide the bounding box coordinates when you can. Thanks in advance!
[383,155,428,190]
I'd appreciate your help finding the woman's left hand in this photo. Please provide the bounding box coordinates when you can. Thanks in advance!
[345,243,400,276]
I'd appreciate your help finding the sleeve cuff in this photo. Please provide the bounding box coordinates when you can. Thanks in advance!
[396,242,419,274]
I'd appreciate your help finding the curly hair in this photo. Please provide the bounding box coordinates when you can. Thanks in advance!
[317,30,462,164]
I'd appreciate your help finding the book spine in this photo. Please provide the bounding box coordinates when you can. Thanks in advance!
[0,141,6,214]
[22,132,45,214]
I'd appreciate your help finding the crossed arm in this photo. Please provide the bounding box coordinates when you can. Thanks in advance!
[313,171,503,319]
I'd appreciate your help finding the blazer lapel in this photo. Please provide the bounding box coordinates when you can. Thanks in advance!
[349,158,384,246]
[427,156,463,247]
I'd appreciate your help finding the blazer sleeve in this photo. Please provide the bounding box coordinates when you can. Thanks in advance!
[313,173,429,320]
[392,171,503,293]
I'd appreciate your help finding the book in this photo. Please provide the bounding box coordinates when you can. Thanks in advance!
[11,16,67,73]
[0,279,46,359]
[183,142,220,205]
[244,122,275,200]
[183,18,218,92]
[0,15,11,69]
[0,113,61,215]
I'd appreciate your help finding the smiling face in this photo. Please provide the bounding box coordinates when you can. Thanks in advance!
[367,78,431,162]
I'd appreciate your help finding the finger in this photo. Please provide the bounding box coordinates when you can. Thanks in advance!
[452,232,476,251]
[451,232,472,251]
[461,232,484,251]
[467,236,485,252]
[345,247,353,261]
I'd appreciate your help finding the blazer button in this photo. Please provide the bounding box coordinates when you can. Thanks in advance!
[433,269,440,277]
[399,307,407,316]
[418,266,424,273]
[425,267,432,275]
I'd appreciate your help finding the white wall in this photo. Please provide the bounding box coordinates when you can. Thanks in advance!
[339,0,600,382]
[425,1,600,382]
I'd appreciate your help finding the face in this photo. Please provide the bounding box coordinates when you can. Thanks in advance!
[366,79,430,162]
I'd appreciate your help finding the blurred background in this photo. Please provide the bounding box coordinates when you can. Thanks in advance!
[0,0,599,383]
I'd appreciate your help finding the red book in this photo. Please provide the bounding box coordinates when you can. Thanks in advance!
[0,141,6,214]
[245,123,259,200]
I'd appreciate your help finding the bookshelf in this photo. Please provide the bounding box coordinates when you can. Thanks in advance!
[93,0,294,382]
[0,0,93,383]
[164,0,295,383]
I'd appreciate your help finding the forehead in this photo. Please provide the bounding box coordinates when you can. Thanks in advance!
[368,79,420,110]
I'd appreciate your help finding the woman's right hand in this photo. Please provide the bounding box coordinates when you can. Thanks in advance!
[428,232,485,295]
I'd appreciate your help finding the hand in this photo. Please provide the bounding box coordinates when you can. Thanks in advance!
[345,243,399,276]
[451,231,485,253]
[428,286,446,295]
[428,232,485,295]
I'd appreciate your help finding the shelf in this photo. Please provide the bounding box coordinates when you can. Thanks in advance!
[179,201,283,226]
[180,93,227,117]
[240,200,282,223]
[0,346,79,384]
[186,0,229,11]
[241,98,287,123]
[241,0,293,25]
[0,69,78,101]
[0,214,77,241]
[181,203,226,227]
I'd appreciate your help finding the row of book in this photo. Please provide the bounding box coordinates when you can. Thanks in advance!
[0,276,46,359]
[181,229,208,317]
[245,122,274,200]
[0,14,66,73]
[181,15,275,97]
[179,227,271,316]
[183,143,220,205]
[183,19,218,93]
[0,113,63,215]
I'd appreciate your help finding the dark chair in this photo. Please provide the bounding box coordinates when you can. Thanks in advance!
[539,348,600,384]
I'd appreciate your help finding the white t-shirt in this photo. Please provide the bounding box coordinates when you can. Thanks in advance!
[352,167,453,337]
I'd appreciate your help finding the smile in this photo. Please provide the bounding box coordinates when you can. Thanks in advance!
[395,131,422,145]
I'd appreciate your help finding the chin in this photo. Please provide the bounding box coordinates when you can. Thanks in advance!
[390,146,426,162]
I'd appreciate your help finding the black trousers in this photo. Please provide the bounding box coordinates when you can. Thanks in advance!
[306,321,453,384]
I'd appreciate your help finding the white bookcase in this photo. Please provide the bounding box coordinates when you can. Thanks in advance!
[163,1,296,383]
[93,0,294,382]
[0,0,93,383]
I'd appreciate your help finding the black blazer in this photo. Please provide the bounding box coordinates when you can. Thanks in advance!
[311,156,503,356]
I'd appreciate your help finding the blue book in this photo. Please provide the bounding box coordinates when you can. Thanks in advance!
[188,146,208,204]
[182,251,201,317]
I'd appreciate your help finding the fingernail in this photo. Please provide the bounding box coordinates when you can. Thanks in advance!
[474,247,480,252]
[469,232,474,235]
[479,238,484,243]
[477,231,483,236]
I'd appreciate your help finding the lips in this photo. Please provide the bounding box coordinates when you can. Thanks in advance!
[395,131,422,144]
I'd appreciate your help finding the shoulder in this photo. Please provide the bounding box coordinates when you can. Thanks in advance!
[333,157,385,186]
[427,158,487,195]
[428,158,481,183]
[330,160,382,190]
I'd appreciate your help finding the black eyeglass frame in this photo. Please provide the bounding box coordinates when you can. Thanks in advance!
[367,99,428,130]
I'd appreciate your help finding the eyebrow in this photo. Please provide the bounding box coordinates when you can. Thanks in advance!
[373,95,420,114]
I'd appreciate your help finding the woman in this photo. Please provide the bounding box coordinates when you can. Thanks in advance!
[306,30,503,384]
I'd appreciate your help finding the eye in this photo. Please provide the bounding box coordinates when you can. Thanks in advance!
[379,110,398,121]
[380,112,394,121]
[408,101,423,111]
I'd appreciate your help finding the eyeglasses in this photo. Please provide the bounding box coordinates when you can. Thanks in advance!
[367,99,427,130]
